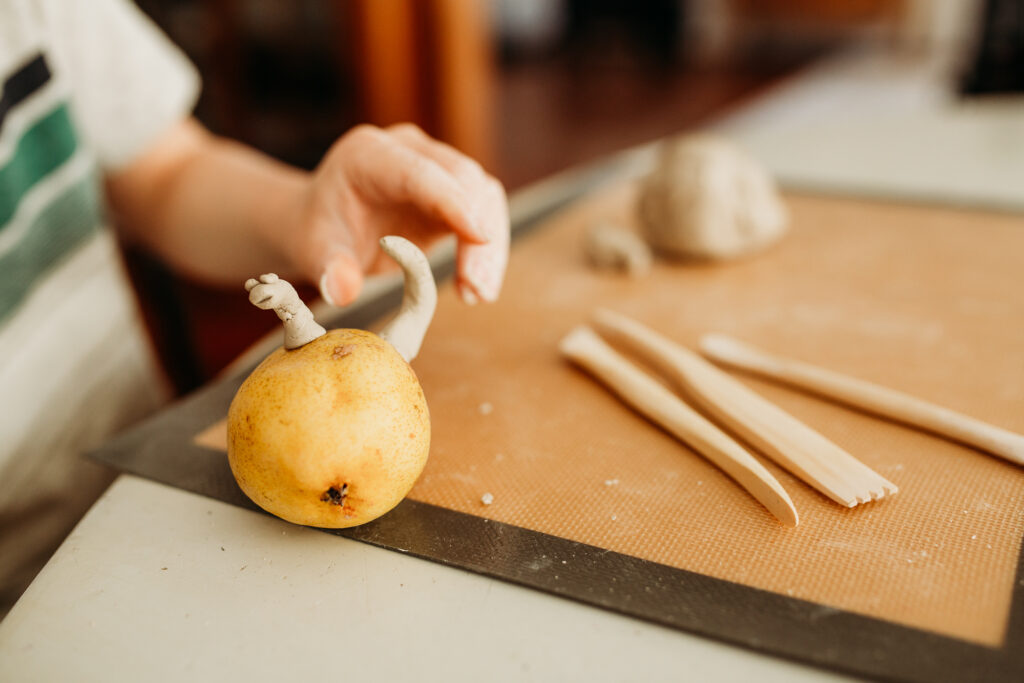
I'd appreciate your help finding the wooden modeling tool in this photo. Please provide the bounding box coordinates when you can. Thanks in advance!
[701,334,1024,467]
[560,326,799,527]
[591,310,898,508]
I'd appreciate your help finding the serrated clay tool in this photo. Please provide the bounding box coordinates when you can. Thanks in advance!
[590,309,898,508]
[700,334,1024,467]
[560,326,799,527]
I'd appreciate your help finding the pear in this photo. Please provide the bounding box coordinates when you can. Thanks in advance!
[227,237,437,528]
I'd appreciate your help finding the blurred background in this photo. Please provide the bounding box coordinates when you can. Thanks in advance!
[125,0,1022,392]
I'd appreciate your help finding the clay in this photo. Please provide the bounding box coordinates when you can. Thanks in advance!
[377,236,438,362]
[245,274,326,349]
[583,222,652,277]
[637,133,788,260]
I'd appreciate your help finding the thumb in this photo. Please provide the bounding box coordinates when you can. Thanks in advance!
[318,247,364,306]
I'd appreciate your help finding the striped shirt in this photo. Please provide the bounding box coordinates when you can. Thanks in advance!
[0,0,199,615]
[0,53,104,324]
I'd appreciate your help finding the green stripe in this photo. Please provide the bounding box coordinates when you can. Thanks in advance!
[0,103,78,229]
[0,171,103,324]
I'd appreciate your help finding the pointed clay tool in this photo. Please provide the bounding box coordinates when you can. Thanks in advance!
[701,334,1024,467]
[560,326,799,527]
[591,310,897,508]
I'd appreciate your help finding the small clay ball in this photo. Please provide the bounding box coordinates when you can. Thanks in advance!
[583,222,652,277]
[637,134,788,260]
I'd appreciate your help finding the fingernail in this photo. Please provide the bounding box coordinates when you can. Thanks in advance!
[318,271,336,306]
[319,255,363,307]
[458,282,479,306]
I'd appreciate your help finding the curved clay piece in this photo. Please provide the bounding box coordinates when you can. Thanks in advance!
[583,222,652,277]
[701,334,1024,467]
[592,310,898,507]
[560,325,798,527]
[245,274,326,350]
[377,236,438,362]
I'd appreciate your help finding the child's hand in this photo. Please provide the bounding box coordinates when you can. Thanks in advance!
[286,123,510,307]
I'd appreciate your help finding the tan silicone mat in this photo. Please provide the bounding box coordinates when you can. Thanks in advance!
[199,184,1024,647]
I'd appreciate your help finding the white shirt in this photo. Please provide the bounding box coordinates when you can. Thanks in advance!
[0,0,199,615]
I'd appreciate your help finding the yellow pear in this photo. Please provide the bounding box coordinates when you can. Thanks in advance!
[227,237,437,528]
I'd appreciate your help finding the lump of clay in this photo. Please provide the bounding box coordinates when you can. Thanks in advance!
[637,133,788,260]
[583,222,652,277]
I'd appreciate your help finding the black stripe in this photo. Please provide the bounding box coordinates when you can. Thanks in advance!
[0,53,52,132]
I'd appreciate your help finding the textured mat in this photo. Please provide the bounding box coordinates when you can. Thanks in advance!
[100,184,1024,682]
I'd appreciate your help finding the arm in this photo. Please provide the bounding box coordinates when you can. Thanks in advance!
[105,118,509,306]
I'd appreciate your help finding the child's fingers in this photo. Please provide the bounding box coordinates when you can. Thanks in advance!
[387,125,510,304]
[360,130,488,245]
[318,246,364,307]
[388,123,488,185]
[457,229,508,303]
[456,186,510,303]
[388,124,497,240]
